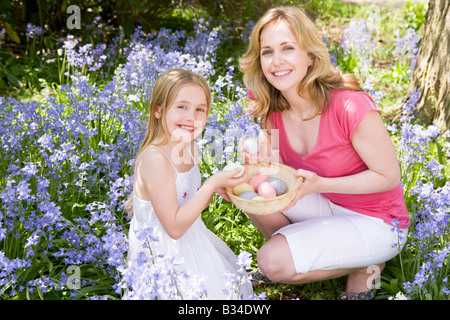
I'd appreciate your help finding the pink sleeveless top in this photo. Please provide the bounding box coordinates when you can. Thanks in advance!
[269,90,410,228]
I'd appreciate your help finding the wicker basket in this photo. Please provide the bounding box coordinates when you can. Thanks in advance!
[225,162,302,215]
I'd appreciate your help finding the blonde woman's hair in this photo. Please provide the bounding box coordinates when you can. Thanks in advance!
[239,6,363,125]
[125,68,211,216]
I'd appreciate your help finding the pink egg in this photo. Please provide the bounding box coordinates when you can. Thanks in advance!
[257,182,276,199]
[249,174,268,190]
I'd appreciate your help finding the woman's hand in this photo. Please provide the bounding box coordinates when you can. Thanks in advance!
[282,168,322,211]
[238,134,281,164]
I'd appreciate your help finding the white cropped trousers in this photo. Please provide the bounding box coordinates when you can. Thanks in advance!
[273,193,408,274]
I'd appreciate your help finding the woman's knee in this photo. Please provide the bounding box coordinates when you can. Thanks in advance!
[257,235,295,283]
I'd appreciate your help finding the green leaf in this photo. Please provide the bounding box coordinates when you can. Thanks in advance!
[77,284,113,296]
[4,21,20,44]
[389,278,399,293]
[6,72,21,88]
[38,252,53,273]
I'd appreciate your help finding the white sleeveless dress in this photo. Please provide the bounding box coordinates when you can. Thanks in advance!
[127,146,253,299]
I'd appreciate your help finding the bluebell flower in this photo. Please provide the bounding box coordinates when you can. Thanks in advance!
[362,80,384,105]
[341,15,377,76]
[390,218,404,248]
[16,181,31,201]
[25,23,43,39]
[392,28,420,73]
[135,227,160,244]
[0,225,6,241]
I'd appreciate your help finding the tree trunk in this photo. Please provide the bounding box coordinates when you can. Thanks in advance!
[408,0,450,131]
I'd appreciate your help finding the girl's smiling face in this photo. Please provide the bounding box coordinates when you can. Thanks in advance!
[259,19,313,96]
[159,84,208,143]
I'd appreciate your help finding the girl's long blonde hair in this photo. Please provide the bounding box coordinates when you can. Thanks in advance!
[239,6,363,126]
[125,68,211,216]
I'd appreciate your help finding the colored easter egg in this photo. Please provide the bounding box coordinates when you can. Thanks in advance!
[239,191,259,200]
[223,162,245,177]
[249,174,268,190]
[267,177,287,196]
[252,196,266,200]
[243,138,259,155]
[257,182,277,199]
[233,183,255,196]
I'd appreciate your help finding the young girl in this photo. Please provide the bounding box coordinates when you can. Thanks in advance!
[126,68,253,299]
[238,6,409,299]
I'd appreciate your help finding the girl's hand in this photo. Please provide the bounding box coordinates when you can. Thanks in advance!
[213,167,248,188]
[282,168,321,211]
[209,167,249,202]
[214,187,232,202]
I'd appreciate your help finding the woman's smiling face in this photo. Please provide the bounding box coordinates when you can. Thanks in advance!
[259,19,313,96]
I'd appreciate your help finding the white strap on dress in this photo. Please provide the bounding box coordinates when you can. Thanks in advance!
[134,144,197,174]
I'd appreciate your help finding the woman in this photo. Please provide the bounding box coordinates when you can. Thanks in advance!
[238,6,409,300]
